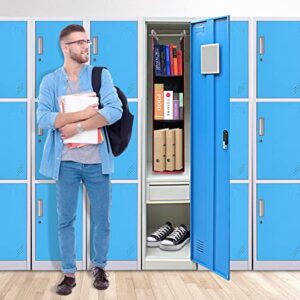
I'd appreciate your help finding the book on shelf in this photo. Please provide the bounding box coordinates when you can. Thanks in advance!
[165,44,171,76]
[172,45,178,75]
[177,49,183,76]
[153,44,162,76]
[160,45,166,76]
[173,93,179,120]
[169,43,174,76]
[164,90,173,120]
[179,92,184,120]
[154,83,164,120]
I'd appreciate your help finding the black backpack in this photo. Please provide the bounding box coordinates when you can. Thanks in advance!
[92,66,134,157]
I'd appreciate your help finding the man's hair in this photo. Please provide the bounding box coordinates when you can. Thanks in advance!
[59,24,85,41]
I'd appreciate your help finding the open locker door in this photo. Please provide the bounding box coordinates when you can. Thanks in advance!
[190,16,230,280]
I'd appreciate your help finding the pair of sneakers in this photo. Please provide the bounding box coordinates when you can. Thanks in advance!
[56,266,109,296]
[147,221,190,251]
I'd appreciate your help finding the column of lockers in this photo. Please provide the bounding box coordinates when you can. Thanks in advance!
[254,19,300,270]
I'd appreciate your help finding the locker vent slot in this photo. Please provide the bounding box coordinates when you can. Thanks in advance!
[196,240,204,253]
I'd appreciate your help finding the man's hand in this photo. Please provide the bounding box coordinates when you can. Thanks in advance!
[81,104,99,119]
[59,123,78,140]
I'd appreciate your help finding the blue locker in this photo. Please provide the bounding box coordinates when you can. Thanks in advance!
[257,21,300,98]
[230,184,248,261]
[0,103,27,180]
[90,21,138,98]
[191,17,230,279]
[112,102,138,180]
[230,21,248,98]
[35,21,83,97]
[0,21,27,98]
[230,102,248,180]
[257,102,300,180]
[0,184,27,260]
[257,184,300,261]
[90,183,138,261]
[35,184,83,261]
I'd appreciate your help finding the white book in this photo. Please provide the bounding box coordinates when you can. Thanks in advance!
[61,94,99,144]
[164,90,173,120]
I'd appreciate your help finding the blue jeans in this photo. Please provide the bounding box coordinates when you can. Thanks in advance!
[56,161,112,274]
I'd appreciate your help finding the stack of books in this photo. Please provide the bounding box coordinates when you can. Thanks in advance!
[153,128,183,172]
[154,84,184,120]
[153,43,183,76]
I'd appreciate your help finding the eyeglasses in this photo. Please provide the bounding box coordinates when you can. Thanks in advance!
[65,39,92,47]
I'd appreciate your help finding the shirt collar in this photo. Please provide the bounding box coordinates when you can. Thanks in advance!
[61,64,87,81]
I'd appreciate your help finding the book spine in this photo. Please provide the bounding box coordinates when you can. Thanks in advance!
[173,45,178,75]
[164,91,173,120]
[169,43,173,75]
[154,84,164,120]
[177,49,183,76]
[165,44,171,76]
[153,44,162,76]
[160,45,166,76]
[173,100,179,120]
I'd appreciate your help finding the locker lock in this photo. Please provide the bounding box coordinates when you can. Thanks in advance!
[223,130,228,150]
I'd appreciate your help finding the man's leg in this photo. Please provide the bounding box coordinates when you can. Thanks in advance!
[82,163,111,269]
[56,161,82,275]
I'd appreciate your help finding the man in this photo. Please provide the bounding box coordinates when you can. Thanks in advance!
[37,24,123,295]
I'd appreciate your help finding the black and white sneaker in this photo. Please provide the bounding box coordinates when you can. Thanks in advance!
[159,224,190,251]
[147,222,174,247]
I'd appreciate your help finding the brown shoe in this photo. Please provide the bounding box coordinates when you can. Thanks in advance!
[92,267,109,290]
[56,275,76,295]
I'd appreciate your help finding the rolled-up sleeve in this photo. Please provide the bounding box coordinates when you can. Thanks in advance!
[98,69,123,125]
[36,75,58,130]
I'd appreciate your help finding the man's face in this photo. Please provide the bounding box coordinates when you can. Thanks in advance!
[62,31,90,64]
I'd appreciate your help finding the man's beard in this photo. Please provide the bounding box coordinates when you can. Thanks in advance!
[70,50,89,64]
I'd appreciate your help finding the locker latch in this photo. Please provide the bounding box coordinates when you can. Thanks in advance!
[223,130,228,150]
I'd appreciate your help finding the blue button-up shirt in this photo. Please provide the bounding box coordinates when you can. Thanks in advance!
[37,64,123,180]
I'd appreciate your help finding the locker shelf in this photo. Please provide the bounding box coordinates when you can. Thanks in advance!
[146,242,191,260]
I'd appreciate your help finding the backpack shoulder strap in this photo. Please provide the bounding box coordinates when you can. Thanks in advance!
[91,66,107,99]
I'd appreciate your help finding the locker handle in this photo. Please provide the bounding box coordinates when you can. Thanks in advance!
[92,36,98,55]
[259,36,264,55]
[37,36,43,55]
[223,130,228,150]
[37,199,43,217]
[38,128,43,136]
[259,199,264,217]
[259,117,265,136]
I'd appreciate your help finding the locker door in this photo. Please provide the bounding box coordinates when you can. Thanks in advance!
[0,184,27,260]
[90,21,138,98]
[257,102,300,180]
[35,21,82,97]
[112,102,138,180]
[0,103,27,180]
[35,184,83,263]
[0,21,27,98]
[230,102,248,180]
[90,183,138,261]
[257,184,300,261]
[191,16,230,279]
[257,21,300,98]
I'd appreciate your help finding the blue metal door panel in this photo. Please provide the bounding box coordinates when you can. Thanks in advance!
[230,102,248,180]
[257,184,300,261]
[0,21,27,98]
[35,21,82,97]
[112,102,138,180]
[230,184,248,261]
[35,184,83,261]
[90,21,138,98]
[0,184,27,260]
[257,21,300,98]
[257,102,300,180]
[230,21,248,98]
[191,16,230,279]
[0,103,27,179]
[90,183,137,261]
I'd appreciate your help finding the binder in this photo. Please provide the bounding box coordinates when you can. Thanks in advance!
[174,128,183,170]
[153,128,168,171]
[166,129,176,171]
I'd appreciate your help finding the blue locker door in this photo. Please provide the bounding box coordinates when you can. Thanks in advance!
[257,21,300,98]
[0,184,27,260]
[230,184,248,261]
[0,21,27,98]
[35,184,83,261]
[35,21,83,97]
[230,21,248,98]
[90,183,137,261]
[230,102,248,180]
[112,102,138,180]
[191,16,230,279]
[0,103,27,179]
[90,21,138,98]
[257,102,300,180]
[257,184,300,260]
